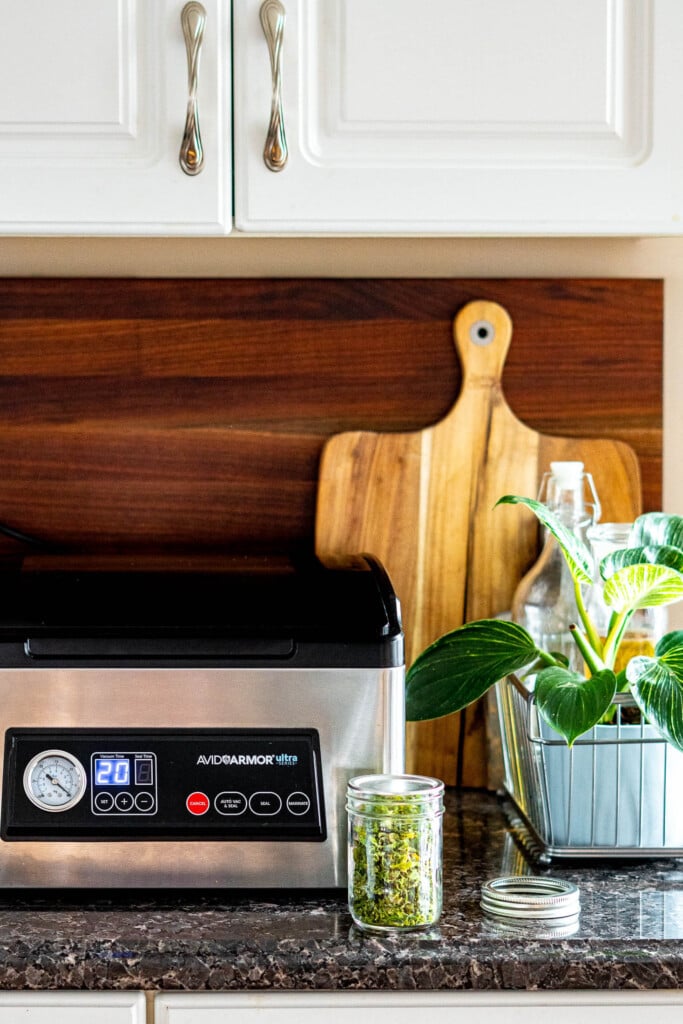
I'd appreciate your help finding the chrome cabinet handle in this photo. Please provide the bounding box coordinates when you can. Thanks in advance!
[179,1,206,175]
[260,0,288,172]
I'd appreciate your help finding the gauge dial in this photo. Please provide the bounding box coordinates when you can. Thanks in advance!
[23,749,87,813]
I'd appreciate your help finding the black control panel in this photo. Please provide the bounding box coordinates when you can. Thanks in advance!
[90,751,157,816]
[1,728,326,841]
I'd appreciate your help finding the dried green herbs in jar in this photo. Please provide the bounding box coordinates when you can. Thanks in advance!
[347,774,444,932]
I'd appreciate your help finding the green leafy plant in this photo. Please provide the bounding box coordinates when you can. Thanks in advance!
[405,500,683,749]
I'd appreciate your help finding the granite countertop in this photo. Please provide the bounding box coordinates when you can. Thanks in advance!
[1,789,683,992]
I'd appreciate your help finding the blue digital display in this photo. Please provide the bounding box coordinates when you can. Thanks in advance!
[95,758,130,787]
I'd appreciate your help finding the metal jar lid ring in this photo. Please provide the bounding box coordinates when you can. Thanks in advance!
[481,876,580,922]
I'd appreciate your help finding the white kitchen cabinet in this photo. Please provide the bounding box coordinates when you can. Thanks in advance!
[156,991,683,1023]
[0,0,231,235]
[233,0,683,235]
[0,991,145,1024]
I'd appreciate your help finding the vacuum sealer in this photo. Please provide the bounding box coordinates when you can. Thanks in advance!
[0,554,404,889]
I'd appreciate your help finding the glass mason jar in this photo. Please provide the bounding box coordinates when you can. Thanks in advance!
[587,522,667,669]
[347,774,444,933]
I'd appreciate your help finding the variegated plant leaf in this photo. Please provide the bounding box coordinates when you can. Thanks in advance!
[496,495,593,584]
[656,630,683,672]
[629,513,683,552]
[405,619,540,722]
[602,563,683,612]
[600,544,683,580]
[626,631,683,751]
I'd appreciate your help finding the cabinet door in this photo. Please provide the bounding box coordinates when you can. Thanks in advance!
[234,0,683,234]
[157,991,683,1024]
[0,992,145,1024]
[0,0,230,234]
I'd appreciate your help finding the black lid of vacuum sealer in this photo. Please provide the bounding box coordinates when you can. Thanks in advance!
[0,554,403,668]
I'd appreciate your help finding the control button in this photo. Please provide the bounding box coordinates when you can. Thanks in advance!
[186,791,210,816]
[249,791,282,816]
[135,791,155,813]
[215,791,247,816]
[286,791,311,816]
[94,792,114,813]
[114,792,135,813]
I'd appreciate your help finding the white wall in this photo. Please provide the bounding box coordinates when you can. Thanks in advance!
[1,235,677,509]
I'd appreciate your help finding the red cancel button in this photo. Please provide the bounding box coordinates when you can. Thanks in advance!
[186,791,210,816]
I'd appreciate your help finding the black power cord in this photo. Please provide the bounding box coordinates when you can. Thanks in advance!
[0,520,57,551]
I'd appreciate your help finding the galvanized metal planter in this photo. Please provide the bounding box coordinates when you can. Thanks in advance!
[496,675,683,860]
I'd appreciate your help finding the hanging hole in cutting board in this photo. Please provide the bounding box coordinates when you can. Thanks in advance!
[469,319,496,346]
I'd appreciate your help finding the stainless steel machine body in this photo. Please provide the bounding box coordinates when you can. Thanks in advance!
[0,556,404,888]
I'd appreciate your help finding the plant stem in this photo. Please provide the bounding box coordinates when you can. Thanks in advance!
[569,624,607,675]
[602,609,635,669]
[535,648,566,668]
[520,650,566,683]
[573,577,603,657]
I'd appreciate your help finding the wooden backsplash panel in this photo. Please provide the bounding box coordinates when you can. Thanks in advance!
[0,278,662,557]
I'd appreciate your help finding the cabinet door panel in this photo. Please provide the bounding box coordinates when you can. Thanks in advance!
[3,4,123,126]
[0,992,145,1024]
[308,0,645,165]
[0,0,230,234]
[234,0,683,234]
[156,991,683,1024]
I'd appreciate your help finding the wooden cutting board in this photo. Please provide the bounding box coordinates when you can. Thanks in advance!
[315,300,642,787]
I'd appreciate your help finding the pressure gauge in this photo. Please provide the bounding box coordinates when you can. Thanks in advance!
[23,749,87,813]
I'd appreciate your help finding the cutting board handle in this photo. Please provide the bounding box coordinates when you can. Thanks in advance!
[453,300,513,389]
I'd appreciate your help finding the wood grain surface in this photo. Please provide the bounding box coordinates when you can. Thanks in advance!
[316,301,643,786]
[0,279,661,542]
[0,277,662,560]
